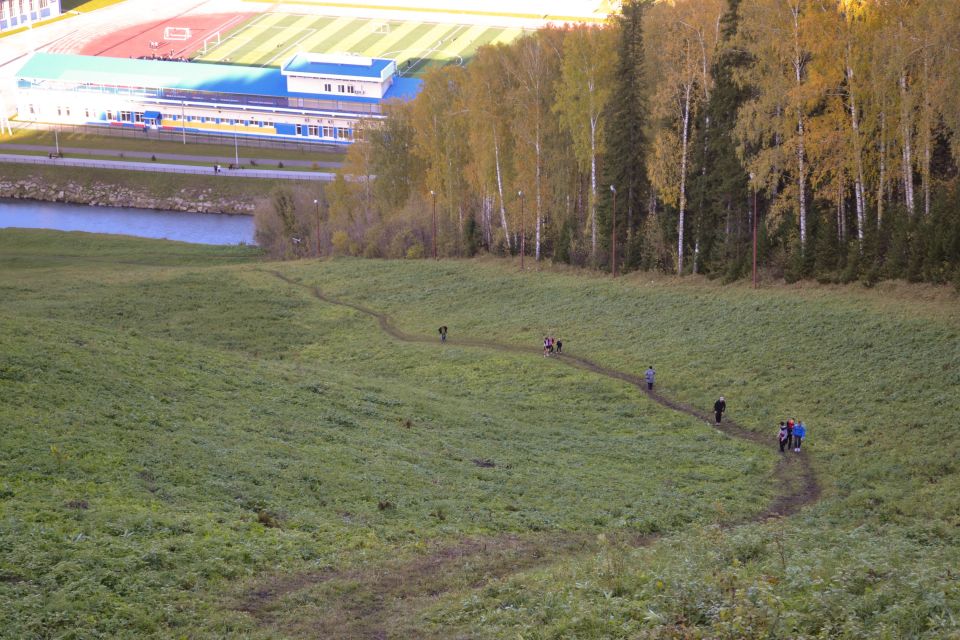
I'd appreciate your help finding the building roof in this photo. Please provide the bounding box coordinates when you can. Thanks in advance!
[16,53,421,105]
[281,53,394,79]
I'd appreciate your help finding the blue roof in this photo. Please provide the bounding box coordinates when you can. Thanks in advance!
[282,53,392,79]
[16,53,421,105]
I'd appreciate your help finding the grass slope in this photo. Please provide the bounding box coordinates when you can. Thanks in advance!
[1,232,774,638]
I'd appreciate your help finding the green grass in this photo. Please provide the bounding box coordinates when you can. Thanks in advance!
[199,11,530,76]
[1,235,959,638]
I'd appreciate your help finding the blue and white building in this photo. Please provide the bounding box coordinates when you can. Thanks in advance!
[1,0,60,33]
[13,51,422,144]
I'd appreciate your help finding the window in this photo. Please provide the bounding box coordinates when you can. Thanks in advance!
[64,106,70,117]
[324,83,331,92]
[134,112,143,123]
[337,84,345,93]
[28,104,34,114]
[84,108,90,118]
[321,126,333,138]
[119,110,132,122]
[347,86,355,94]
[106,110,113,120]
[307,125,318,136]
[337,128,350,140]
[295,124,302,135]
[56,106,61,116]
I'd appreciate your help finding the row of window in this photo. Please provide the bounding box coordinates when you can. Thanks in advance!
[0,0,53,22]
[25,104,355,139]
[321,82,360,95]
[295,124,352,139]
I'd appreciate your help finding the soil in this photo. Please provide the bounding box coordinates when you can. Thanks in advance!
[235,271,823,638]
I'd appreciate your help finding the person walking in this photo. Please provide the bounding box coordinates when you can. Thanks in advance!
[714,396,726,424]
[543,337,551,357]
[793,421,806,452]
[555,338,563,355]
[778,421,789,453]
[786,418,795,450]
[438,326,447,343]
[645,366,655,391]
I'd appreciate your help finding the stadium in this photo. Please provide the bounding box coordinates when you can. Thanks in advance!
[8,1,612,144]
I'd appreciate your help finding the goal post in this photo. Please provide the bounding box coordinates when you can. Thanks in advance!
[163,26,192,41]
[374,23,390,34]
[201,30,221,54]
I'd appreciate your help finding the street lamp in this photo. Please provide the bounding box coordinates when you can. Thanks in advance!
[518,190,525,270]
[233,126,239,167]
[750,173,757,289]
[430,190,437,260]
[610,184,617,278]
[313,198,321,256]
[54,126,60,156]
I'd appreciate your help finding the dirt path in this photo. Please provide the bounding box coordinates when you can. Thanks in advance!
[237,271,822,638]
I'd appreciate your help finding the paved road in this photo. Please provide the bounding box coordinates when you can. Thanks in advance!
[0,143,342,168]
[0,153,335,181]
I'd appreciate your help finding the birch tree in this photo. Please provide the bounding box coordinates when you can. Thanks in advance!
[554,25,616,264]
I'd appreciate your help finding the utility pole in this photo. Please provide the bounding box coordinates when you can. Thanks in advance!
[610,184,617,277]
[234,128,239,166]
[313,198,321,256]
[518,190,525,270]
[430,190,437,259]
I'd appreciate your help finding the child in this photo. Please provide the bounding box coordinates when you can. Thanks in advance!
[793,421,806,452]
[556,338,563,354]
[778,421,789,453]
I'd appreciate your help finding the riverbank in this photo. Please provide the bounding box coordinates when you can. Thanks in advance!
[0,163,305,214]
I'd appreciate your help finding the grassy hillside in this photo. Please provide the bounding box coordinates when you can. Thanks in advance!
[1,232,958,638]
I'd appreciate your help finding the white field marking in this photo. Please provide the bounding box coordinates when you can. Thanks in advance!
[329,19,387,53]
[261,24,322,66]
[236,14,317,64]
[490,27,522,45]
[395,22,457,71]
[202,13,282,62]
[403,24,471,74]
[286,15,354,55]
[361,19,418,57]
[436,23,486,59]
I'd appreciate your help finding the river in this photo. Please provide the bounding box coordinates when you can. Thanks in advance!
[0,199,255,245]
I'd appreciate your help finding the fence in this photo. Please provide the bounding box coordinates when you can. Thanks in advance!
[0,153,334,181]
[11,122,347,155]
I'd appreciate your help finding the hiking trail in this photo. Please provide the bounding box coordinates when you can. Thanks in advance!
[237,270,822,638]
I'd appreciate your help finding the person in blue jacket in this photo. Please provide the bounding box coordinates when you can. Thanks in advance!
[645,366,655,391]
[793,421,806,452]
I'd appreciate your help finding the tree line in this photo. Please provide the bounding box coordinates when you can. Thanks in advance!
[256,0,960,287]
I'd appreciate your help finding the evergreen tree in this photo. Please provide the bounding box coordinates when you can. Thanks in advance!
[601,0,650,272]
[689,0,751,277]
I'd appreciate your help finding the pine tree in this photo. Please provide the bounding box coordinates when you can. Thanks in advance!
[690,0,751,277]
[601,0,649,272]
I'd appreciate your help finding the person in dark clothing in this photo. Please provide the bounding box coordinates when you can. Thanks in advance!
[786,418,795,450]
[438,326,447,343]
[555,339,563,354]
[714,396,726,424]
[778,421,789,452]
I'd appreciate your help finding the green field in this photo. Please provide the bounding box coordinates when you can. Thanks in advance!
[195,13,529,75]
[2,232,959,638]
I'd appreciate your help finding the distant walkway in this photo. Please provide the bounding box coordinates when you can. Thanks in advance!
[0,144,342,169]
[0,153,335,181]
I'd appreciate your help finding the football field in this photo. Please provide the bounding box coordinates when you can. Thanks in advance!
[194,13,529,76]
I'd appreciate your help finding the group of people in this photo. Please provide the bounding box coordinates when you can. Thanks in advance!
[778,419,806,453]
[542,336,563,356]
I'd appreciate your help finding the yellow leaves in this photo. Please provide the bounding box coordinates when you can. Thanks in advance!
[648,130,682,207]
